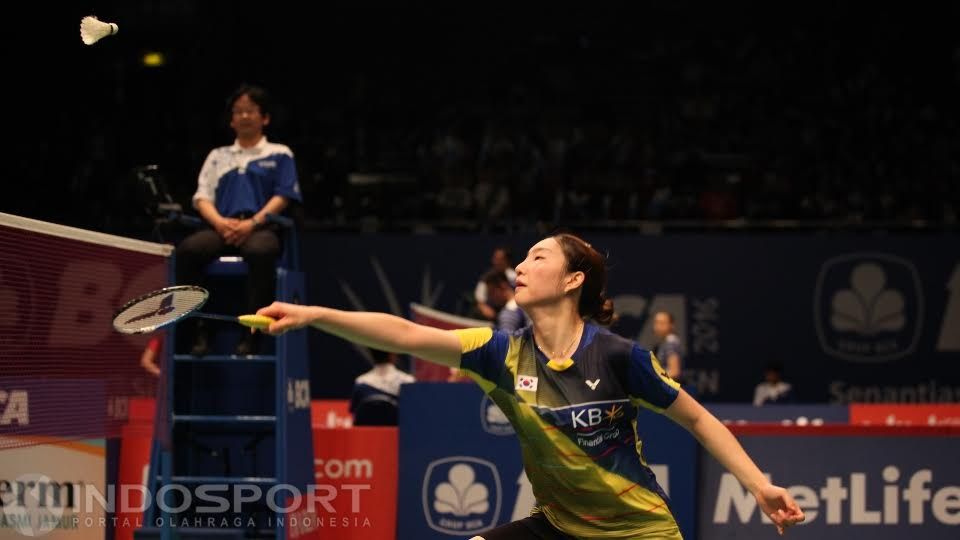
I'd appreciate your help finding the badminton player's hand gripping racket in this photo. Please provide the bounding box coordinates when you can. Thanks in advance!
[112,285,275,334]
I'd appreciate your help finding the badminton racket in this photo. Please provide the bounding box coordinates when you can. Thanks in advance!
[112,285,275,335]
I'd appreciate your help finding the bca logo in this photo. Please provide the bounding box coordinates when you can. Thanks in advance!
[422,457,502,535]
[286,379,310,411]
[0,389,29,425]
[479,396,514,436]
[814,253,923,362]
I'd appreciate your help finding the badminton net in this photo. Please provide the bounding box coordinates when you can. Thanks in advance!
[0,213,171,449]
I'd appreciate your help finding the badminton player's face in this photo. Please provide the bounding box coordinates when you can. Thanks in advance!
[514,238,570,308]
[230,95,269,138]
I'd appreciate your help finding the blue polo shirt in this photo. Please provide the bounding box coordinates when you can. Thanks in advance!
[192,136,301,217]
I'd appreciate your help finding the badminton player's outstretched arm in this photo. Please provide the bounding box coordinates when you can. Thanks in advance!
[665,391,806,536]
[255,302,462,367]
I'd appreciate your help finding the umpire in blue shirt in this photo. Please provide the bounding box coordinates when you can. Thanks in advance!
[175,84,301,356]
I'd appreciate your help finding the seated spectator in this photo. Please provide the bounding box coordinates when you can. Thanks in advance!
[473,246,516,320]
[753,362,794,406]
[482,270,528,333]
[350,349,416,426]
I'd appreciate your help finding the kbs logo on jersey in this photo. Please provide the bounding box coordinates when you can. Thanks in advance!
[569,401,627,429]
[422,457,502,535]
[814,253,923,363]
[568,402,628,449]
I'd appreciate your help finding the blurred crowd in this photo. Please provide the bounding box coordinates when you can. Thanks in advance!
[11,5,958,234]
[296,20,959,228]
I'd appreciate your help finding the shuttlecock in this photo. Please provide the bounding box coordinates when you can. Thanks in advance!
[80,16,118,45]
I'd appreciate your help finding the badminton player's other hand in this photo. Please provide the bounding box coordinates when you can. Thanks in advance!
[756,483,804,535]
[255,302,319,335]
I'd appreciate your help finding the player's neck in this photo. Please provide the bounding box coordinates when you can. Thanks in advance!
[529,304,583,357]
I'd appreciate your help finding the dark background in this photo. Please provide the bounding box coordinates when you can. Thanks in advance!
[6,2,959,235]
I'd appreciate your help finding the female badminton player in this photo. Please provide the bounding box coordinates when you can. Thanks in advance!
[255,233,805,539]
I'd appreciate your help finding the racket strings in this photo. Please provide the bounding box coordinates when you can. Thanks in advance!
[113,286,208,334]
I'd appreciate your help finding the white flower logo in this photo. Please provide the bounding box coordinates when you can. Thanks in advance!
[433,464,489,516]
[815,253,924,363]
[486,403,509,426]
[480,396,514,436]
[422,456,502,534]
[831,263,905,335]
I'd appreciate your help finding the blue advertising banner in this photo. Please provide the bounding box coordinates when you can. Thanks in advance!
[302,234,959,404]
[698,433,960,539]
[397,383,698,539]
[635,409,699,539]
[397,383,524,538]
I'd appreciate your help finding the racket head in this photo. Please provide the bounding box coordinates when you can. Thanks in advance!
[112,285,209,334]
[237,314,275,331]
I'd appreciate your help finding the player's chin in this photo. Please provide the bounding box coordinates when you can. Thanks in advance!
[515,289,547,313]
[514,287,531,305]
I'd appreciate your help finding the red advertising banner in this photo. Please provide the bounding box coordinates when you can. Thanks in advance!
[288,427,399,540]
[311,399,353,428]
[849,404,960,426]
[115,398,156,540]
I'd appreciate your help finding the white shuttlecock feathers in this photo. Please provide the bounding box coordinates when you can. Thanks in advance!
[80,16,118,45]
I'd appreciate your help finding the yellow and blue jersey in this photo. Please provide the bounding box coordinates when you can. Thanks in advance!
[454,323,683,539]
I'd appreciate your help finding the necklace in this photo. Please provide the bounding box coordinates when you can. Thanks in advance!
[534,321,584,361]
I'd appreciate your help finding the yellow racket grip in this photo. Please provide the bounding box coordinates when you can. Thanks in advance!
[237,314,276,330]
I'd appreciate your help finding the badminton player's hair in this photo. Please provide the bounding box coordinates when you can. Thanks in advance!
[553,233,615,326]
[227,84,272,118]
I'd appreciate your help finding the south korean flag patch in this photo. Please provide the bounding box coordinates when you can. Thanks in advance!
[516,375,538,392]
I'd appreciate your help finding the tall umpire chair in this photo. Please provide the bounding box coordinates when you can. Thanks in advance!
[138,194,314,540]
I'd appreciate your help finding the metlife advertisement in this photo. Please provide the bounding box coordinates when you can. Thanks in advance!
[700,433,960,539]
